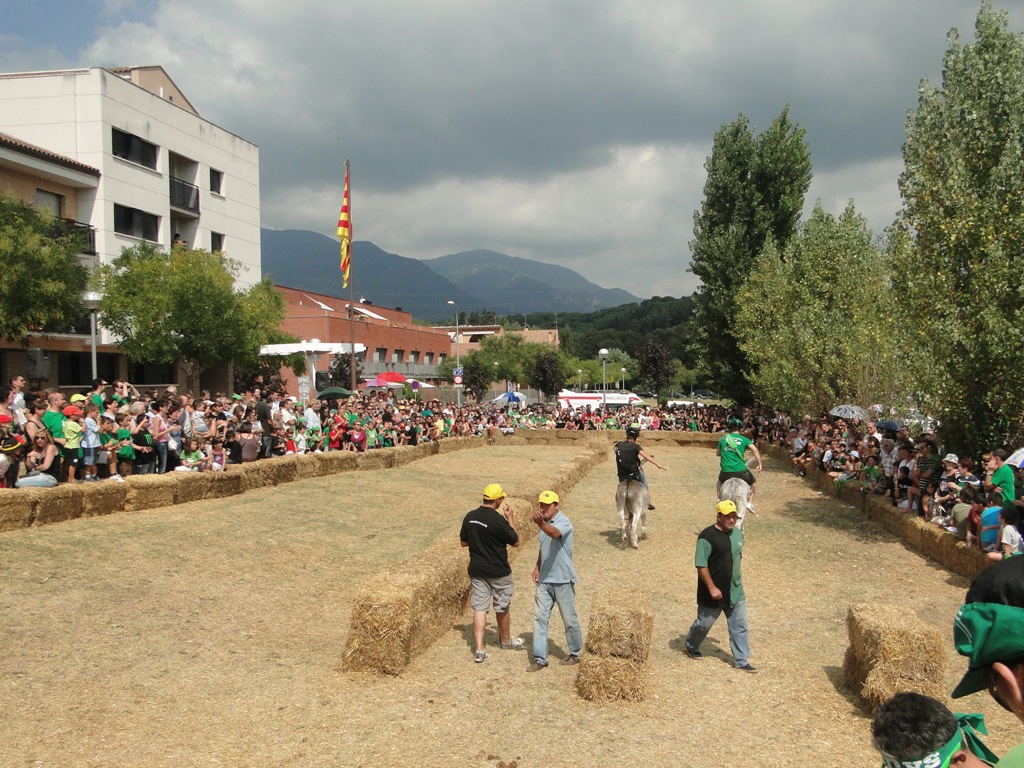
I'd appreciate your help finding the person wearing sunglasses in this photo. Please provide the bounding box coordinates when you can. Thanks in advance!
[952,555,1024,765]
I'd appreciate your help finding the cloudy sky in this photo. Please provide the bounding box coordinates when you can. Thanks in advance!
[5,0,1024,298]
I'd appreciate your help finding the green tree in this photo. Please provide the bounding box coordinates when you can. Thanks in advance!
[100,243,286,394]
[0,195,90,341]
[327,349,363,389]
[891,1,1024,455]
[688,108,812,403]
[736,202,906,416]
[635,337,677,397]
[462,354,493,402]
[529,349,567,398]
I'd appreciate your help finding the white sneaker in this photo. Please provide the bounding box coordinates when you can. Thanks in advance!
[109,474,124,483]
[746,502,755,513]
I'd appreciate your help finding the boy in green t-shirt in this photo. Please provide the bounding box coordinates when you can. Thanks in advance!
[115,412,136,477]
[62,405,85,483]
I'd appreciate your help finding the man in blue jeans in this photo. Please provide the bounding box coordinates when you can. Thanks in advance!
[528,490,583,671]
[684,499,757,673]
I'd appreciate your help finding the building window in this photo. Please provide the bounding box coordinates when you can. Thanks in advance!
[424,352,434,366]
[391,349,404,364]
[408,351,420,364]
[211,232,224,252]
[210,168,223,194]
[111,128,157,169]
[114,204,159,240]
[375,348,387,363]
[35,189,63,217]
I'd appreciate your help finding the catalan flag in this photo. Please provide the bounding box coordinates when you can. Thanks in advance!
[337,162,352,288]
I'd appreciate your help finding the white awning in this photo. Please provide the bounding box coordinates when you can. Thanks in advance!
[259,341,366,356]
[345,303,389,322]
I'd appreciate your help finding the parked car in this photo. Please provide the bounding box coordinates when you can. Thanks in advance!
[691,389,719,399]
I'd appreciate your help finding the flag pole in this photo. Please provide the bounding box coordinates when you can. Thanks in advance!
[345,160,357,393]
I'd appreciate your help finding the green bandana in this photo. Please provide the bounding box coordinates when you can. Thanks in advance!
[879,713,997,768]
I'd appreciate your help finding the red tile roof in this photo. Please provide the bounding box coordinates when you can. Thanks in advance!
[0,133,101,177]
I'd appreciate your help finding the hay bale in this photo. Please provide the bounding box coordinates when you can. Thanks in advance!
[125,474,177,511]
[172,471,209,504]
[0,489,34,531]
[343,545,469,675]
[357,449,395,471]
[318,451,359,475]
[262,456,299,486]
[584,588,654,662]
[204,471,242,500]
[235,463,266,492]
[844,603,947,713]
[31,484,85,526]
[294,454,321,480]
[81,481,128,518]
[575,654,648,702]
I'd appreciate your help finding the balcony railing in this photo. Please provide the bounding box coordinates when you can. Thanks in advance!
[169,176,200,213]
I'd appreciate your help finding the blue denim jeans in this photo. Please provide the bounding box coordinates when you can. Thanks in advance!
[532,582,583,665]
[684,600,750,667]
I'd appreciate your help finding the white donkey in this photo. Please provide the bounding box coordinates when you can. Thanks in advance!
[617,476,650,548]
[719,477,752,529]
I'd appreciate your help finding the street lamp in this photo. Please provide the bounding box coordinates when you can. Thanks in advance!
[448,300,461,407]
[598,348,609,411]
[620,367,626,391]
[576,369,582,392]
[81,291,102,379]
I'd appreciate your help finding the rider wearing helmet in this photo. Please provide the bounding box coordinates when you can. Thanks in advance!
[615,423,667,509]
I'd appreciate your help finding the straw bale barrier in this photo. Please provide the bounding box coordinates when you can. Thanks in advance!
[0,489,35,530]
[124,474,178,511]
[357,449,396,471]
[81,480,128,518]
[317,451,359,475]
[259,455,300,486]
[343,543,470,675]
[31,483,85,526]
[576,654,649,702]
[342,446,603,675]
[171,471,210,504]
[583,588,654,662]
[842,603,946,713]
[203,471,243,500]
[575,587,653,702]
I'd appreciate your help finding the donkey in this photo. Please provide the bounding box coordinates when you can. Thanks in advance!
[719,477,752,529]
[617,476,650,548]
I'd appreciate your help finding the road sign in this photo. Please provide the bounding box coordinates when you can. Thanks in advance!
[453,375,463,385]
[411,381,420,390]
[454,367,463,377]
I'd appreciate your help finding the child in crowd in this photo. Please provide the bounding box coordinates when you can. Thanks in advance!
[175,438,205,471]
[207,437,227,471]
[81,403,101,482]
[62,405,84,483]
[987,505,1024,562]
[871,691,996,768]
[116,412,135,477]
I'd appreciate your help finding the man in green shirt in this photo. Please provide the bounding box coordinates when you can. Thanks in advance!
[716,418,763,512]
[952,556,1024,766]
[985,449,1017,507]
[683,500,756,673]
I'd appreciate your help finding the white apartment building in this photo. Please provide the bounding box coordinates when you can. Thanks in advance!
[0,65,260,391]
[0,65,261,286]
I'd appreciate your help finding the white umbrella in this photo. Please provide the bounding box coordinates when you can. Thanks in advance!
[829,404,868,420]
[493,391,527,405]
[1006,447,1024,469]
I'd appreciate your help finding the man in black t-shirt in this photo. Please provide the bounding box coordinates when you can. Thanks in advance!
[460,483,524,662]
[614,425,666,509]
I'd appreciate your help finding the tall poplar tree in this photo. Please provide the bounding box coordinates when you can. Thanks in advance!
[688,108,812,403]
[891,1,1024,455]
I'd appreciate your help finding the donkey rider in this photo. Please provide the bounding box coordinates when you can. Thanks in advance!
[614,424,666,509]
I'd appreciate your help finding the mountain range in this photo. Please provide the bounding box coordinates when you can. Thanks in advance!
[260,228,640,321]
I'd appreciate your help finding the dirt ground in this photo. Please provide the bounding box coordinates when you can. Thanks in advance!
[1,443,1019,767]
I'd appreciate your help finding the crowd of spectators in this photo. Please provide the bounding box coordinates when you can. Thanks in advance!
[3,375,1021,554]
[780,415,1024,557]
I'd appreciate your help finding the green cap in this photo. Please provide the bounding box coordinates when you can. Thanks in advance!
[951,601,1024,698]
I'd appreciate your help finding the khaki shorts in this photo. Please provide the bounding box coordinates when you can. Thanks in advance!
[470,575,514,613]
